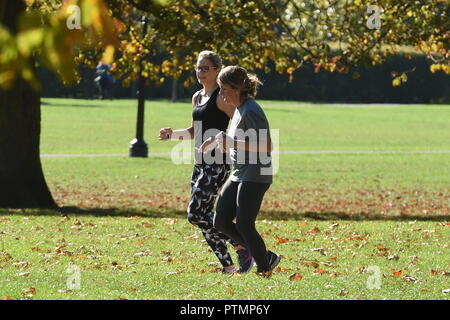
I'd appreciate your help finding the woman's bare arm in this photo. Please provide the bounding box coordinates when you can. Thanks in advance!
[161,91,199,141]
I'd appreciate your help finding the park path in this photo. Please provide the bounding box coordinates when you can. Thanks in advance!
[40,150,450,158]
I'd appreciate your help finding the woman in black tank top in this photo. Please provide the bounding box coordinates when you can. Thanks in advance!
[192,86,229,165]
[158,51,254,274]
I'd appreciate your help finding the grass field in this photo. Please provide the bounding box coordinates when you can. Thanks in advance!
[0,98,449,300]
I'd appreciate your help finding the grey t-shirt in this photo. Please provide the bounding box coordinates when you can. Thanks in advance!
[228,99,273,184]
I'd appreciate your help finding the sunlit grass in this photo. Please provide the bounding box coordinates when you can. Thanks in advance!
[0,98,448,300]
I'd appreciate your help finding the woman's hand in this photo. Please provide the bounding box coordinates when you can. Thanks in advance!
[215,131,234,153]
[158,128,173,140]
[199,132,234,153]
[198,137,217,153]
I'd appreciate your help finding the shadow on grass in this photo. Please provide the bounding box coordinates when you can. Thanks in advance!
[41,100,105,108]
[0,206,448,222]
[262,210,449,222]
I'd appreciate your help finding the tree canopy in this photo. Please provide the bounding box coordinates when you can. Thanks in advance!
[0,0,448,90]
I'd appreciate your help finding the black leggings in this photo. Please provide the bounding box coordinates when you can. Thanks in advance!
[214,179,271,272]
[188,164,239,267]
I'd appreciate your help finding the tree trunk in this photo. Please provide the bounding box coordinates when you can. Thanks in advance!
[171,78,178,102]
[0,0,56,208]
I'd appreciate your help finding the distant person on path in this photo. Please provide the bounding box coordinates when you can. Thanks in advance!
[200,66,280,276]
[94,62,116,100]
[158,51,254,274]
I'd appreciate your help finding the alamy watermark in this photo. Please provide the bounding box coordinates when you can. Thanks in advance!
[66,264,81,291]
[66,5,81,30]
[366,5,382,30]
[169,121,279,176]
[366,265,382,290]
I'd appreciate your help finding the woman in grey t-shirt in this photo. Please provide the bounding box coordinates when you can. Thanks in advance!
[200,66,281,276]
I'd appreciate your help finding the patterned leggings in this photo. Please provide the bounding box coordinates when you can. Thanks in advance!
[187,163,238,267]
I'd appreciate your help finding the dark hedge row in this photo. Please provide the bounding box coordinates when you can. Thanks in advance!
[38,54,449,104]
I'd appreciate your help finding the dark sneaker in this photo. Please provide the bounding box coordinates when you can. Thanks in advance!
[236,248,254,273]
[221,266,239,274]
[255,251,281,277]
[267,251,281,271]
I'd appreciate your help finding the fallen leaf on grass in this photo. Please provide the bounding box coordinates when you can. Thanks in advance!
[12,261,30,269]
[135,240,146,246]
[289,273,303,281]
[163,218,177,225]
[2,296,13,300]
[185,233,199,240]
[314,269,327,275]
[402,276,418,282]
[21,288,36,297]
[377,247,390,257]
[298,222,309,227]
[306,227,321,235]
[300,261,320,269]
[311,248,327,256]
[338,288,349,296]
[57,289,73,294]
[329,272,339,277]
[199,269,213,274]
[141,222,153,228]
[274,236,289,244]
[90,263,108,270]
[431,270,450,276]
[134,252,150,257]
[112,265,124,270]
[346,236,365,241]
[392,270,403,277]
[226,288,234,296]
[56,250,73,256]
[275,267,292,273]
[0,252,13,262]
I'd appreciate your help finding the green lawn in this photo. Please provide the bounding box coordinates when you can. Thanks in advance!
[0,98,449,300]
[40,98,450,153]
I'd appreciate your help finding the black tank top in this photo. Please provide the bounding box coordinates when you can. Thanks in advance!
[192,87,229,165]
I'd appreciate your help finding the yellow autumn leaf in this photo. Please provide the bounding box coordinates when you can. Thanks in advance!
[392,77,401,87]
[430,64,441,73]
[101,45,115,64]
[17,29,44,57]
[400,72,408,82]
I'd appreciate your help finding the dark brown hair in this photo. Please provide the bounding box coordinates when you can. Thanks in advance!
[218,66,262,100]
